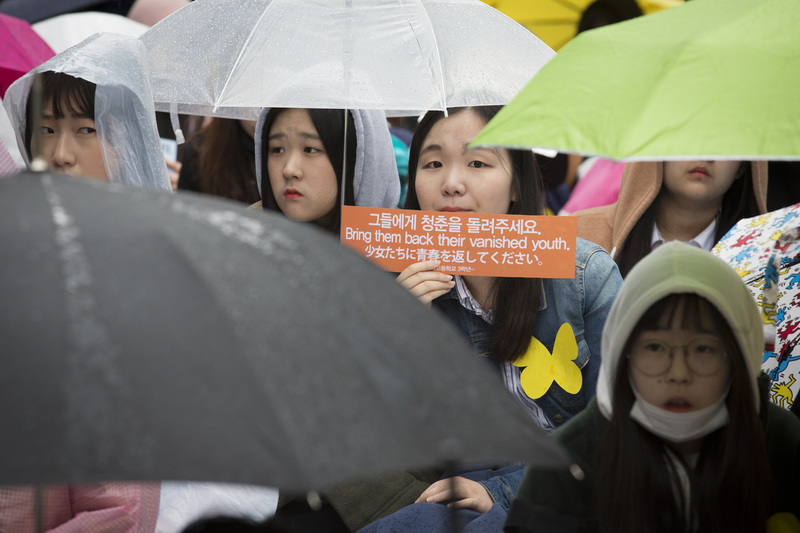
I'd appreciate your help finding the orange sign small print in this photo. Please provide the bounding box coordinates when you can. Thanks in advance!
[340,205,576,278]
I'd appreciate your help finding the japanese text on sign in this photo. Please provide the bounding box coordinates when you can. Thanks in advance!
[341,206,576,278]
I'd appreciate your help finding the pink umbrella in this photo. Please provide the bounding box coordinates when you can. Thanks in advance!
[0,12,55,98]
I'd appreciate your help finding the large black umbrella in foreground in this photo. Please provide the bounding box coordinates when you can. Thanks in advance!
[0,172,568,492]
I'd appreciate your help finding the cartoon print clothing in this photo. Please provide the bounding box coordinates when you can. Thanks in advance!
[713,203,800,410]
[572,161,768,258]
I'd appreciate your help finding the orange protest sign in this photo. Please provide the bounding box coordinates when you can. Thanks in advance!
[341,205,576,278]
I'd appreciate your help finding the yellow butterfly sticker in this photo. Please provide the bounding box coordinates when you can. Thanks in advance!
[512,323,582,399]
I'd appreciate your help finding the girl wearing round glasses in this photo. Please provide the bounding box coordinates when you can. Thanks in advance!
[505,242,800,533]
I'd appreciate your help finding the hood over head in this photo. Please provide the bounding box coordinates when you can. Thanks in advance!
[608,161,768,256]
[3,33,170,191]
[596,241,763,419]
[254,107,400,209]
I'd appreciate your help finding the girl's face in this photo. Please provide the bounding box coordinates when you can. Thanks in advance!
[39,98,107,181]
[662,160,742,208]
[267,109,338,223]
[414,109,515,215]
[629,302,731,412]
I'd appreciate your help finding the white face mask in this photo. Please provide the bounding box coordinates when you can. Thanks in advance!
[629,385,730,443]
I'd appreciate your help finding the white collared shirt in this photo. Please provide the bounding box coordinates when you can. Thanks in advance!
[651,217,717,251]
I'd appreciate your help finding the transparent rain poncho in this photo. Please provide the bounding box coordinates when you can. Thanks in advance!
[3,32,171,190]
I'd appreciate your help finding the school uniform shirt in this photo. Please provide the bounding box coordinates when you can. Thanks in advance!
[571,161,768,260]
[651,217,717,251]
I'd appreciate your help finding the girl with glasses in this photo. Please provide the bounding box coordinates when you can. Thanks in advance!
[505,242,800,533]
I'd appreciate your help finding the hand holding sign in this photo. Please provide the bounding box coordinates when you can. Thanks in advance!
[396,260,455,306]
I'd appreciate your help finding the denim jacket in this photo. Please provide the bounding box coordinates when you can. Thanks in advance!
[432,237,622,508]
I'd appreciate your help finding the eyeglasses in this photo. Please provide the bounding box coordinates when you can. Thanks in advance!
[628,336,728,377]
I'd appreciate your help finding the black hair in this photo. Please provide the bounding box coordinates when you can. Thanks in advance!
[189,118,260,204]
[578,0,642,33]
[595,293,772,533]
[615,162,758,278]
[405,106,546,364]
[260,108,356,234]
[179,514,302,533]
[24,71,97,159]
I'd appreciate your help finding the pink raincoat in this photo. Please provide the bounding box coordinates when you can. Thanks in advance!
[0,482,160,533]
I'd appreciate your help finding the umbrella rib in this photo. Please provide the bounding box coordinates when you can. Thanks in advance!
[400,0,447,112]
[214,2,278,113]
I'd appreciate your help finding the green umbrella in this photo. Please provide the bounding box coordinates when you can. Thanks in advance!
[472,0,800,161]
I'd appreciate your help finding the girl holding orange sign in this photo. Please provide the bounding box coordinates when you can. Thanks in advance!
[364,106,622,531]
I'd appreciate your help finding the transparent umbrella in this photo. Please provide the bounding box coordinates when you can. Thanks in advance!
[140,0,555,119]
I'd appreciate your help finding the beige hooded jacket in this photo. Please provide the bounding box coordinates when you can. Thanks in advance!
[572,161,768,258]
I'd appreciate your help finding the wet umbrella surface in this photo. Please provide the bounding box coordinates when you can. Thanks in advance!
[0,172,569,492]
[474,0,800,161]
[140,0,555,118]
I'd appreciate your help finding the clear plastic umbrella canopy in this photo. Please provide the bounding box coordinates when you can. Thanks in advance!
[140,0,555,119]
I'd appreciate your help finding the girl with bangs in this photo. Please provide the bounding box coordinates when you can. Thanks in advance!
[22,71,109,182]
[573,159,766,278]
[252,107,400,234]
[4,33,171,191]
[505,242,800,533]
[0,32,171,533]
[359,106,621,532]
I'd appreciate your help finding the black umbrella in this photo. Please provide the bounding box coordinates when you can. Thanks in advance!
[0,171,568,492]
[0,0,132,23]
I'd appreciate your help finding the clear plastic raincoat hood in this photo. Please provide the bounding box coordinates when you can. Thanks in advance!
[3,32,170,190]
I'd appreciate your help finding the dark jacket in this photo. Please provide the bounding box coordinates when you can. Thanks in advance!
[504,377,800,532]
